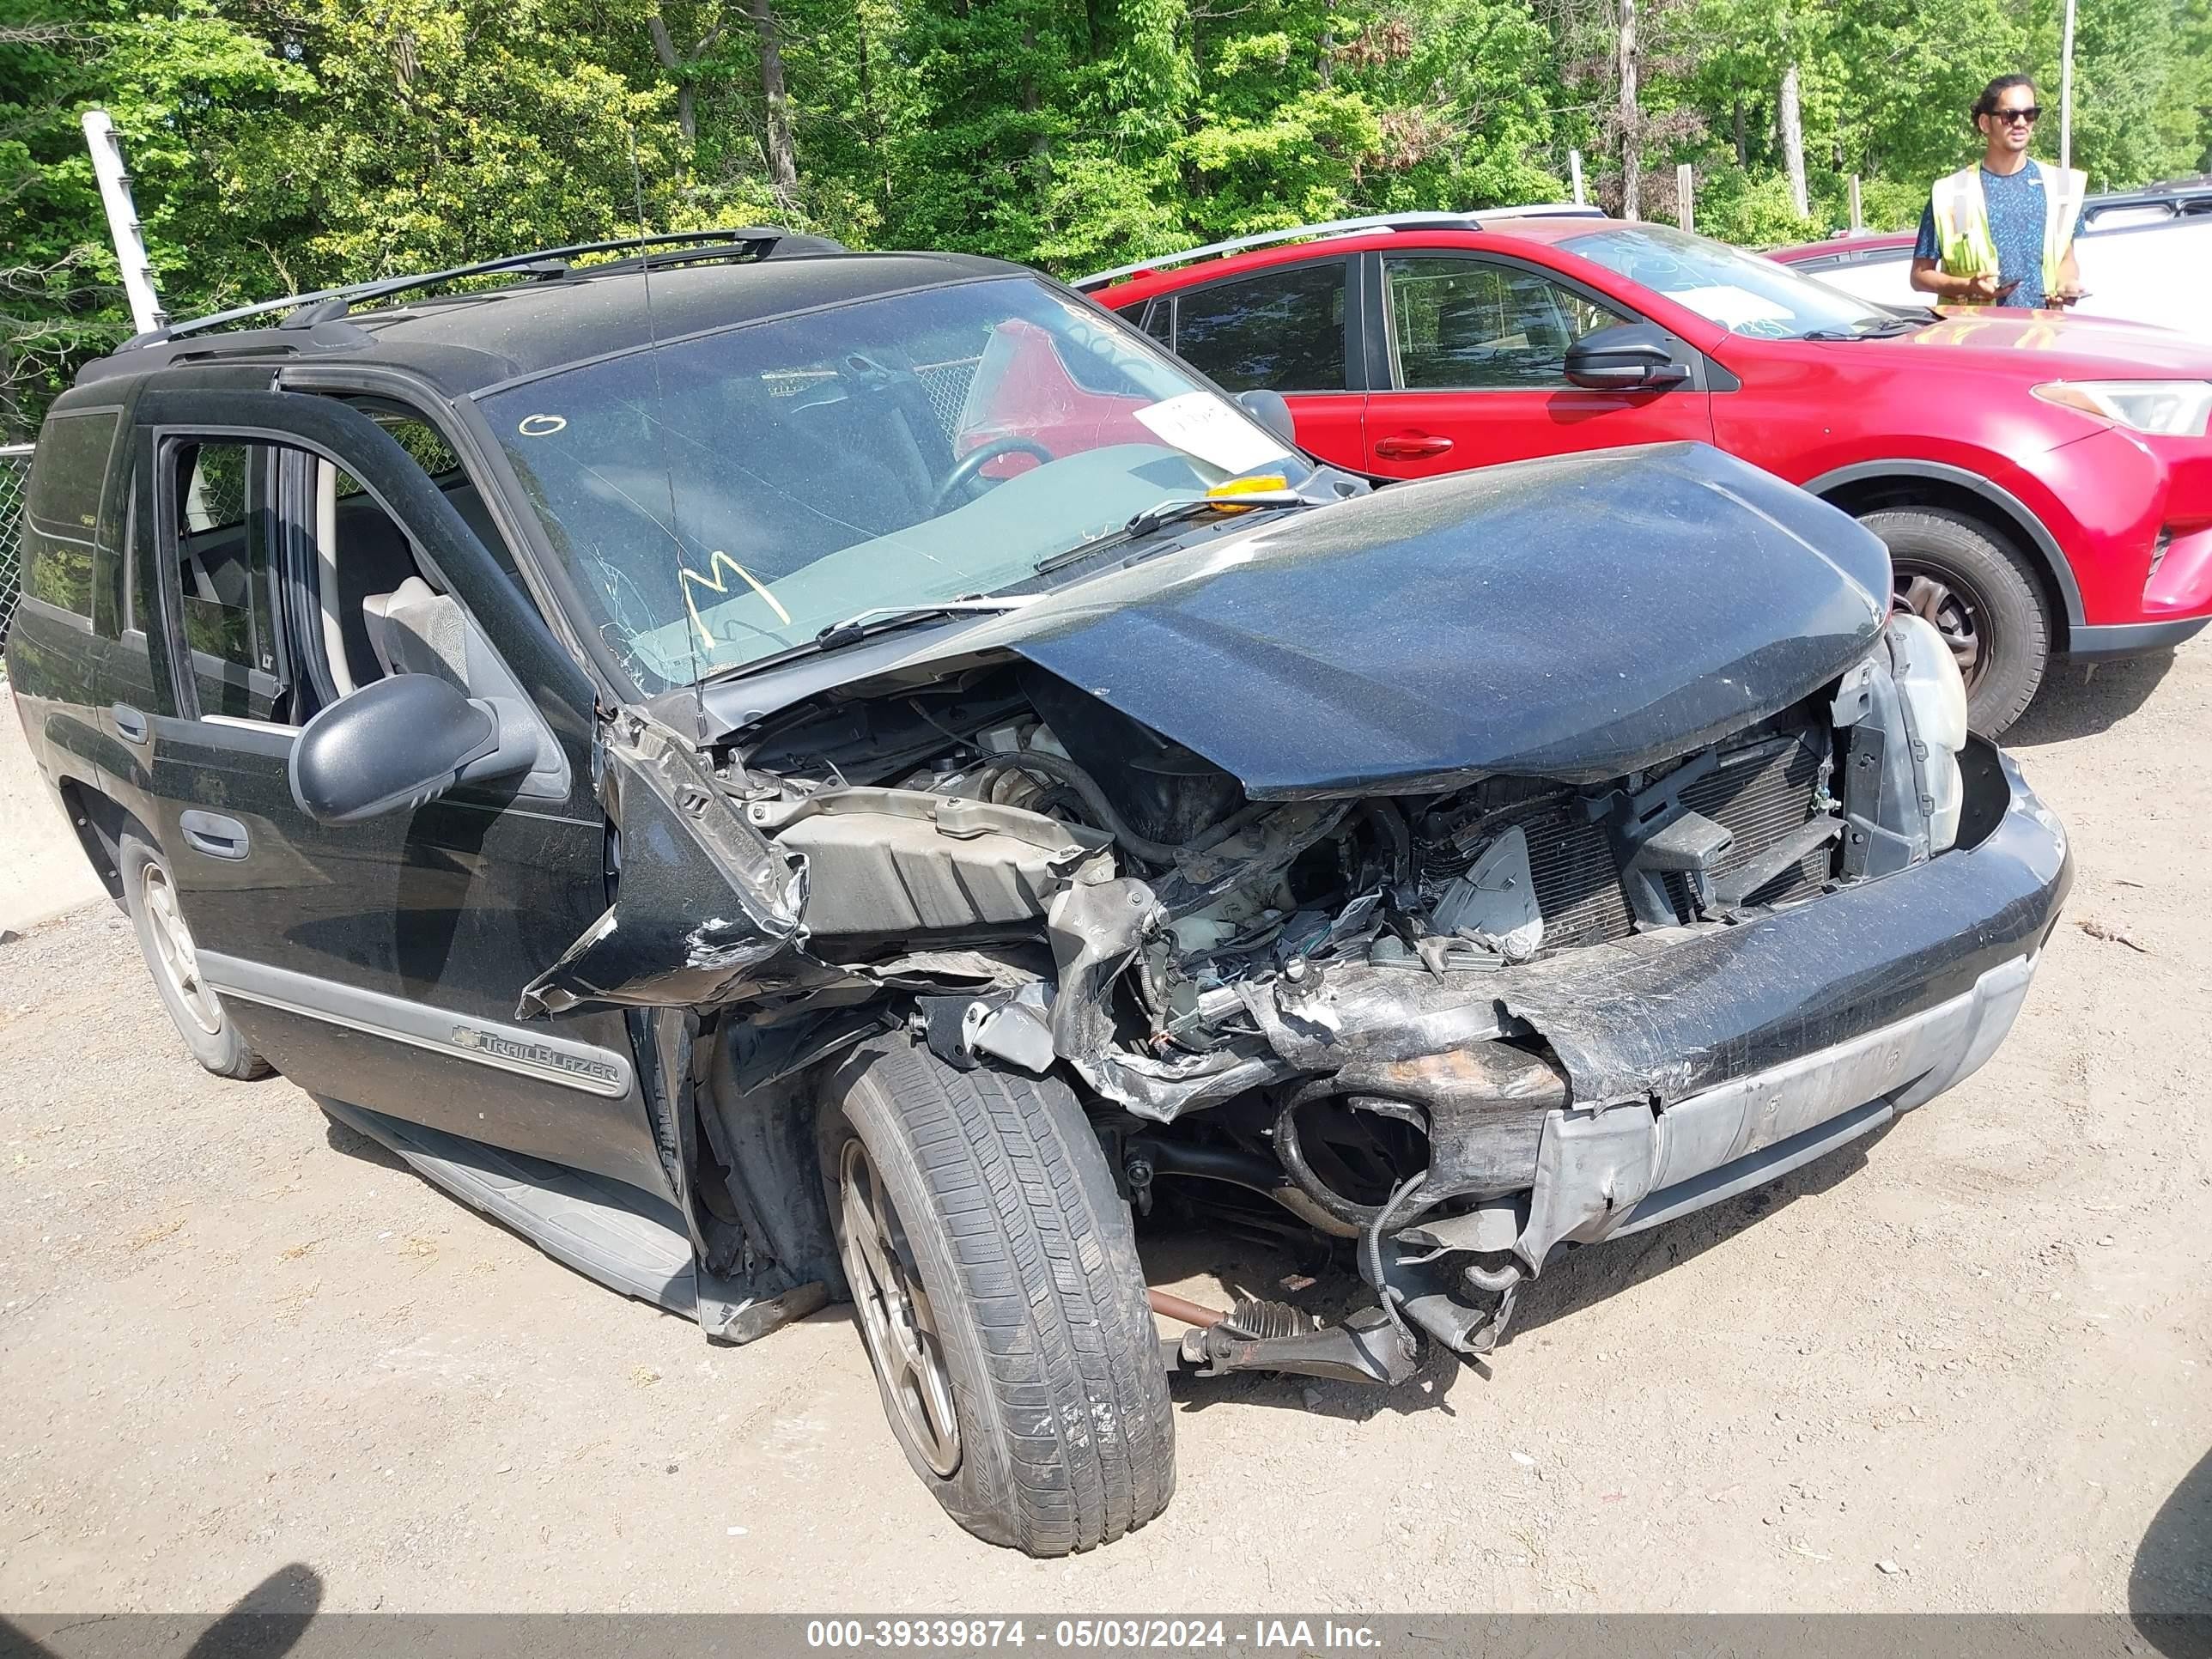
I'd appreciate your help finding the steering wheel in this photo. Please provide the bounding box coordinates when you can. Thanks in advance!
[932,436,1054,513]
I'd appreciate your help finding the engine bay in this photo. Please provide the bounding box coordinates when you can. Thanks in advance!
[734,661,1848,1006]
[687,657,1893,1368]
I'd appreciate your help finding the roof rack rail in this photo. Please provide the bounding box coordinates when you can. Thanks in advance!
[137,228,807,347]
[2081,181,2212,221]
[1070,205,1611,292]
[1070,213,1487,291]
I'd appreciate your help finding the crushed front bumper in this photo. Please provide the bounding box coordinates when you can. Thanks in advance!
[1164,742,2069,1385]
[1495,738,2071,1270]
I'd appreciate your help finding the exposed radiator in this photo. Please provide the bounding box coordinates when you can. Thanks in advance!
[1678,732,1832,908]
[1489,793,1638,951]
[1421,729,1832,953]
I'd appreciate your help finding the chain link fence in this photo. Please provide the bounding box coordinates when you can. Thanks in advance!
[915,356,982,439]
[0,443,31,658]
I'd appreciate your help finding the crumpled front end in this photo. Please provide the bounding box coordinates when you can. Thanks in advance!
[1284,740,2065,1281]
[1020,653,2068,1369]
[514,442,2069,1377]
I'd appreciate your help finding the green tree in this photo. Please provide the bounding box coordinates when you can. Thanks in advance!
[276,0,687,280]
[7,0,2210,428]
[0,1,308,433]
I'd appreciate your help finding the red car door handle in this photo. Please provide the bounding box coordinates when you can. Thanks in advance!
[1374,432,1455,459]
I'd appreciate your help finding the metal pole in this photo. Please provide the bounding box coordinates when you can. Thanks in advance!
[1850,173,1864,232]
[1570,149,1585,206]
[2060,0,2076,170]
[1676,163,1693,232]
[81,110,166,334]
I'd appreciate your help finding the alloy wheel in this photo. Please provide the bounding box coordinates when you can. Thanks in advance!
[141,861,222,1036]
[1893,561,1987,690]
[839,1135,962,1477]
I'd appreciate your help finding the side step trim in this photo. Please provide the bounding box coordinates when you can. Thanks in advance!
[201,952,634,1098]
[322,1099,698,1314]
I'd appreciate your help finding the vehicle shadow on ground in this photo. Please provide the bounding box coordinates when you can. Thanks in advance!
[1135,1121,1893,1425]
[316,1079,1873,1427]
[0,1562,324,1659]
[2004,651,2177,747]
[1504,1121,1892,1344]
[2132,1447,2212,1656]
[319,1108,410,1173]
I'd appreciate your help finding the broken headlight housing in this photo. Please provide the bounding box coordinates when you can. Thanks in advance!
[1887,612,1968,852]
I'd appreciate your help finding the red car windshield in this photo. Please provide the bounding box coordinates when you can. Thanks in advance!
[1565,223,1898,340]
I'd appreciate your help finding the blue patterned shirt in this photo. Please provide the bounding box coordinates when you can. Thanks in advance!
[1913,161,2083,307]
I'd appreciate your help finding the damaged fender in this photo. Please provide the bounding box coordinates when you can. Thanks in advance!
[519,708,808,1018]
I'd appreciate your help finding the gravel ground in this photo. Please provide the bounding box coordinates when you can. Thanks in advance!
[1,647,2208,1618]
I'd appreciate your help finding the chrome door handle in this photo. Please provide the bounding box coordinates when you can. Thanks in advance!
[112,703,149,745]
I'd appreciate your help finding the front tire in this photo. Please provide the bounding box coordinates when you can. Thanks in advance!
[819,1036,1174,1555]
[121,833,268,1080]
[1856,507,2049,737]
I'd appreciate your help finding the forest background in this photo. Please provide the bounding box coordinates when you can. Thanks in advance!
[3,0,2208,430]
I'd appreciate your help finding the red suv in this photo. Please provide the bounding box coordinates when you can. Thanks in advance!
[1082,213,2212,732]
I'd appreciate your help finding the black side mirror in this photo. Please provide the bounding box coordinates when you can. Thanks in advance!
[289,673,499,825]
[1565,324,1692,392]
[1235,387,1300,450]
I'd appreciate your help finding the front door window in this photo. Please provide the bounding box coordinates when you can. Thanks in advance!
[1383,258,1626,389]
[161,441,288,722]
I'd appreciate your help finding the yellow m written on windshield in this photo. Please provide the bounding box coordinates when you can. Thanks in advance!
[681,550,793,657]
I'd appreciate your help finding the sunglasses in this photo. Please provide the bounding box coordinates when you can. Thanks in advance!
[1987,106,2042,125]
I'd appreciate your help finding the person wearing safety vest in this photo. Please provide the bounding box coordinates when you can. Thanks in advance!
[1909,74,2087,310]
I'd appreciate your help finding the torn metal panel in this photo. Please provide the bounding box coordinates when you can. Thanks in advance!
[520,708,807,1018]
[1043,875,1288,1120]
[1517,1102,1662,1267]
[749,787,1112,937]
[1234,959,1514,1070]
[846,946,1047,994]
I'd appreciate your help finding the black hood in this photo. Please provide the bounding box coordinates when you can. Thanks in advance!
[933,441,1888,796]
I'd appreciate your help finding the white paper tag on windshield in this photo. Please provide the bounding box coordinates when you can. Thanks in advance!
[1133,392,1291,476]
[1674,284,1794,330]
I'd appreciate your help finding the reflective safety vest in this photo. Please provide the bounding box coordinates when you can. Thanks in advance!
[1929,161,2088,305]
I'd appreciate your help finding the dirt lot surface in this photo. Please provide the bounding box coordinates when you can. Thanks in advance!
[2,648,2208,1620]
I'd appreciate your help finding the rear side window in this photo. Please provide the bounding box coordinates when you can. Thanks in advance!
[20,410,120,618]
[1172,263,1347,393]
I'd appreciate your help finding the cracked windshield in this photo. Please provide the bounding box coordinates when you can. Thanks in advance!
[483,276,1301,693]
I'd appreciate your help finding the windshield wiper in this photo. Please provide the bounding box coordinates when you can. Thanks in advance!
[1033,489,1309,576]
[699,598,1033,685]
[1801,315,1929,341]
[812,597,1035,650]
